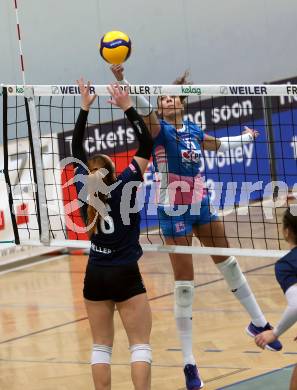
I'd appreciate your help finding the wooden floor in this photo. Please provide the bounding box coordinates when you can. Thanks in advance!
[0,248,296,390]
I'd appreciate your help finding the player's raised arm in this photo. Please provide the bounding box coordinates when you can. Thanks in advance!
[72,78,97,163]
[107,83,153,174]
[202,126,259,151]
[110,64,161,138]
[71,78,97,226]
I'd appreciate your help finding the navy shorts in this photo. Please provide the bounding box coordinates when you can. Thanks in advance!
[158,195,218,237]
[83,261,146,302]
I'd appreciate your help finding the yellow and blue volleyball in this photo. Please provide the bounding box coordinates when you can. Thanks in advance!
[99,31,131,64]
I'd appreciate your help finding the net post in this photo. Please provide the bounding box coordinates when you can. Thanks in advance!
[24,86,50,245]
[2,86,20,244]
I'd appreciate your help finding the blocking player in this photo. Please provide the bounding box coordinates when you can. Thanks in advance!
[72,78,153,390]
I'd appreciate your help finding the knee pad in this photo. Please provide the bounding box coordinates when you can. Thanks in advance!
[174,281,194,318]
[216,256,247,291]
[91,344,112,365]
[130,344,152,364]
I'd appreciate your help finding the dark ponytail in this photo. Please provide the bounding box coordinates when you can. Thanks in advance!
[283,208,297,244]
[157,69,192,113]
[173,69,192,103]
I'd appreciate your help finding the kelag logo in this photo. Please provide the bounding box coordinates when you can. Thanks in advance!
[181,86,201,95]
[16,86,24,94]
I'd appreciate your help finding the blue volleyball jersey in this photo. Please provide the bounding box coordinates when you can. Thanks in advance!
[152,119,205,205]
[74,159,143,266]
[275,247,297,293]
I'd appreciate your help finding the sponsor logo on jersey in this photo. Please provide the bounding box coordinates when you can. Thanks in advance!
[181,149,201,163]
[91,243,112,254]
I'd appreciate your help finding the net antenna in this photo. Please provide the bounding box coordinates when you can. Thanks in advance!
[11,0,50,244]
[13,0,26,85]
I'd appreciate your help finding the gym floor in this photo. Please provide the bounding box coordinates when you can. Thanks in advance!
[0,246,295,389]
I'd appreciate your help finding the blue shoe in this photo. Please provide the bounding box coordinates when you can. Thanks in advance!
[184,364,204,390]
[246,322,283,351]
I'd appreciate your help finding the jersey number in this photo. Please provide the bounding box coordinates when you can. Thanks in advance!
[100,215,115,234]
[185,139,197,150]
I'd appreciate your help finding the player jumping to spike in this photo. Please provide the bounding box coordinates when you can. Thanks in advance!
[110,66,282,390]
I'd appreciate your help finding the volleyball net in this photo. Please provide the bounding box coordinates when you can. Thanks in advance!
[1,80,297,257]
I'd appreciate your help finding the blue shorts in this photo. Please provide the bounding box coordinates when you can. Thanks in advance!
[158,195,219,237]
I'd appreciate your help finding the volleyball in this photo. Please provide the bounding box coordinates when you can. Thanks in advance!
[99,31,131,64]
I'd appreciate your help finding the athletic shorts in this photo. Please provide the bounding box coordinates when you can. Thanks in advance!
[83,261,146,302]
[158,195,219,237]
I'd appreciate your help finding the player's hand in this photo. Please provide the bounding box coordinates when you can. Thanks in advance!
[255,330,277,349]
[110,64,125,82]
[107,83,132,112]
[242,126,259,140]
[77,77,97,111]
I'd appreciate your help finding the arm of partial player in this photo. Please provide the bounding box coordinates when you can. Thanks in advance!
[255,284,297,349]
[273,284,297,337]
[202,126,259,152]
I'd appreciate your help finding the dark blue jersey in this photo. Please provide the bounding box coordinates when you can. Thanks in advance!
[275,247,297,293]
[75,158,143,266]
[71,107,152,266]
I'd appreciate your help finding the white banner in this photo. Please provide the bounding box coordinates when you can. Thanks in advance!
[4,84,297,97]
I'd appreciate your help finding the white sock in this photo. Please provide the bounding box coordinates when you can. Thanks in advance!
[216,257,267,327]
[233,283,267,327]
[175,317,196,366]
